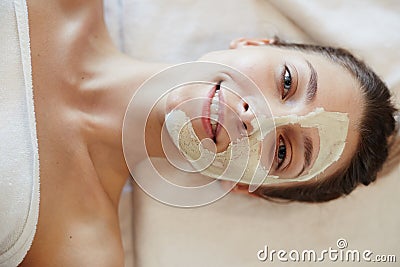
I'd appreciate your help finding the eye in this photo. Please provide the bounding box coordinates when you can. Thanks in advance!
[282,66,292,99]
[277,136,286,168]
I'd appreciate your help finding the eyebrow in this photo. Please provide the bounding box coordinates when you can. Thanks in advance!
[305,60,318,103]
[296,135,314,177]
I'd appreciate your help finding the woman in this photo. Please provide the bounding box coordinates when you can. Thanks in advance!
[0,0,396,266]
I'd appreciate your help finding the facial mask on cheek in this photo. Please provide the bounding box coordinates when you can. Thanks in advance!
[261,108,349,184]
[165,107,349,187]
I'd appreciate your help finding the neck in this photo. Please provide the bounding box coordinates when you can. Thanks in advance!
[80,53,170,203]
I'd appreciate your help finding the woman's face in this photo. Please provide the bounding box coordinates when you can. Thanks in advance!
[164,43,363,182]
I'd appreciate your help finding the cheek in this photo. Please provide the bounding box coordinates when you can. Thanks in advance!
[200,49,267,74]
[200,49,279,96]
[165,85,207,114]
[230,65,278,106]
[259,131,277,170]
[228,57,267,83]
[165,90,183,113]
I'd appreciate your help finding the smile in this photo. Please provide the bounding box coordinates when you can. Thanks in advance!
[202,81,223,142]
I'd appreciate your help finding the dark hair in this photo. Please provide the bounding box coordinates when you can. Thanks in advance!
[255,39,398,203]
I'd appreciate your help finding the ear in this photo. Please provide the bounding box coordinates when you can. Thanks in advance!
[219,180,259,197]
[229,37,278,49]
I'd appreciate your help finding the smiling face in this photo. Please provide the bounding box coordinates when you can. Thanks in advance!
[164,43,363,184]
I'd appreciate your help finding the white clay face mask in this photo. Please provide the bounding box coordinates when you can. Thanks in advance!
[165,107,349,189]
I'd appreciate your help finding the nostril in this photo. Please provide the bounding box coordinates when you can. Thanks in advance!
[243,122,247,130]
[243,102,249,112]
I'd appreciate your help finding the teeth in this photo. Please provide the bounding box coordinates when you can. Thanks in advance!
[210,103,218,113]
[210,89,220,135]
[211,92,219,105]
[210,113,218,121]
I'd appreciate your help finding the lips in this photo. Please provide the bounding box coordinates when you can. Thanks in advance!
[202,82,223,142]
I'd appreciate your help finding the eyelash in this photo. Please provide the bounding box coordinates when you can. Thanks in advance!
[277,135,287,168]
[281,65,292,99]
[274,65,296,171]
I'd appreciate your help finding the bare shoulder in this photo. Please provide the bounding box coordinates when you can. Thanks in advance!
[19,131,125,266]
[19,167,125,267]
[20,223,125,267]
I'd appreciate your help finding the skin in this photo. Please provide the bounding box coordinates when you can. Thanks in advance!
[23,0,168,266]
[21,0,362,266]
[163,41,363,181]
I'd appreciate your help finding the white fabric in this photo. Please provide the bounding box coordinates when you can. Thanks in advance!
[104,1,400,266]
[0,0,40,266]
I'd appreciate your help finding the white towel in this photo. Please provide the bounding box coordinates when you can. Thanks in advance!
[0,0,40,266]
